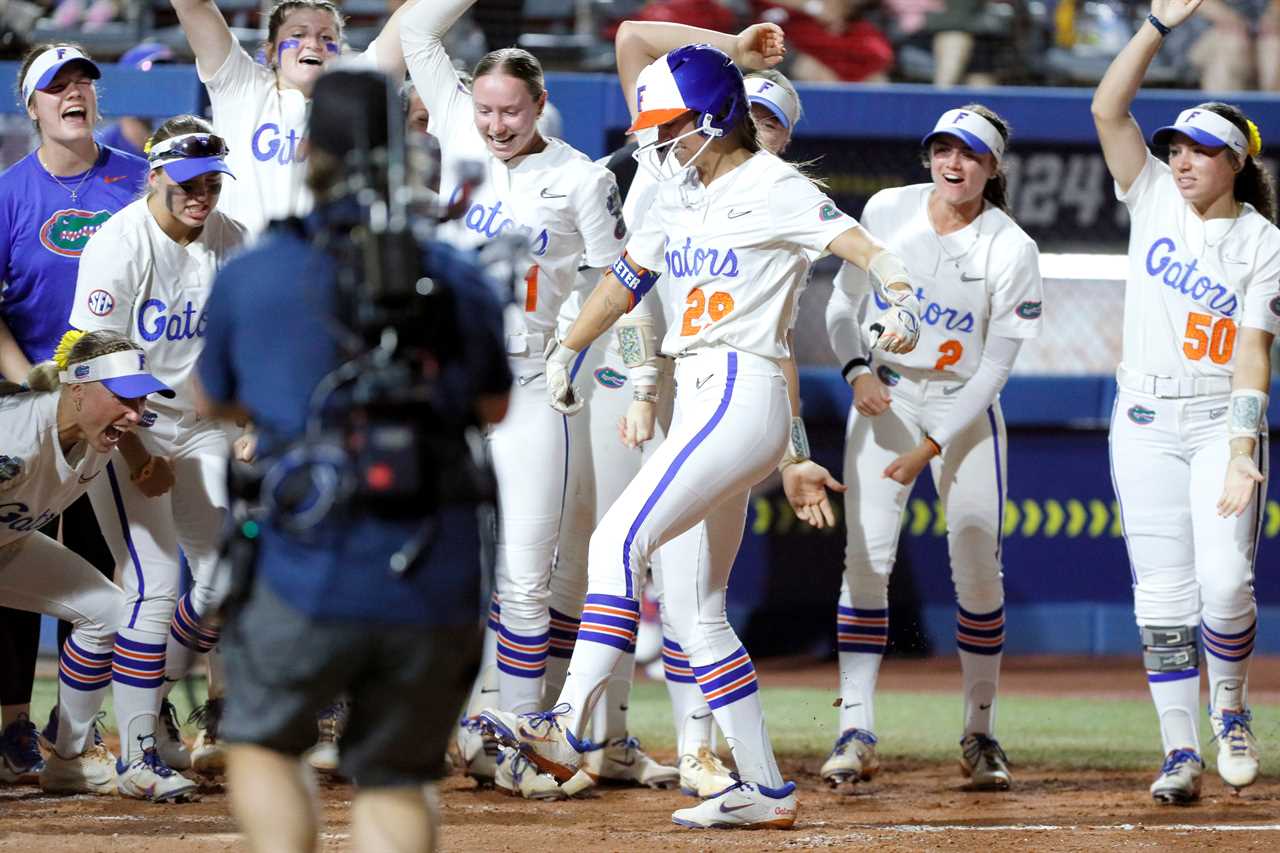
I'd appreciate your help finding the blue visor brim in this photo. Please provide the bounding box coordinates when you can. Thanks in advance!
[922,128,991,155]
[102,374,175,399]
[749,96,791,130]
[35,58,101,92]
[1152,124,1228,149]
[161,157,235,183]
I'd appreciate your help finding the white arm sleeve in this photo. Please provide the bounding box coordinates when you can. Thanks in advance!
[825,271,872,379]
[400,0,474,139]
[929,335,1022,448]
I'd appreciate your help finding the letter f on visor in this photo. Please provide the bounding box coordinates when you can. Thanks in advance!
[628,44,747,183]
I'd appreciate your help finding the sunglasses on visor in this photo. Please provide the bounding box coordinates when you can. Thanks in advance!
[148,133,230,161]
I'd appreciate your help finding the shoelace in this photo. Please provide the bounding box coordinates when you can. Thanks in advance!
[963,734,1010,767]
[833,728,877,754]
[1217,709,1254,753]
[518,702,573,733]
[1160,748,1201,775]
[159,701,184,741]
[187,698,223,734]
[134,736,178,777]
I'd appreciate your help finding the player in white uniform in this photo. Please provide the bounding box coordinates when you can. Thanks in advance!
[170,0,419,236]
[0,329,192,800]
[1093,0,1279,804]
[480,44,921,828]
[807,105,1042,792]
[401,0,627,769]
[69,119,247,784]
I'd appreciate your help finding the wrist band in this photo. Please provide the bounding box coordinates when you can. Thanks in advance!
[633,390,659,404]
[924,434,943,455]
[841,357,872,383]
[1147,13,1170,36]
[778,416,811,472]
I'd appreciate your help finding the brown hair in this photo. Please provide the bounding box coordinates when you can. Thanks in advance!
[472,48,545,102]
[1199,101,1278,223]
[921,103,1013,214]
[264,0,345,68]
[26,330,140,392]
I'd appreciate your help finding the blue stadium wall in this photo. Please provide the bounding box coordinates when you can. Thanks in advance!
[14,62,1278,657]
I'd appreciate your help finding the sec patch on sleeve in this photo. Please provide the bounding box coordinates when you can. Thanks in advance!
[1015,300,1042,320]
[1269,295,1280,317]
[87,289,115,317]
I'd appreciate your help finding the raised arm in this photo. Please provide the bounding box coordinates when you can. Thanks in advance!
[368,0,421,78]
[170,0,234,79]
[616,21,784,119]
[1092,0,1204,192]
[400,0,475,122]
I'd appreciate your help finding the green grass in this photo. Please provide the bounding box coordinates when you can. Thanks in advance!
[31,677,1278,773]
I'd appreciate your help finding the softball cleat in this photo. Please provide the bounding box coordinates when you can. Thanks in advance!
[477,704,587,783]
[820,728,880,788]
[588,735,679,789]
[40,743,118,795]
[494,746,564,800]
[678,746,737,798]
[116,744,199,803]
[959,733,1012,790]
[1210,707,1259,791]
[671,779,797,829]
[155,699,192,771]
[1150,748,1203,805]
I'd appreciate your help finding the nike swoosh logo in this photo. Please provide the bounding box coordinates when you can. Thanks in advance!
[1210,406,1228,419]
[103,175,128,184]
[843,703,861,710]
[960,273,983,282]
[479,687,499,694]
[728,209,751,219]
[541,188,566,199]
[695,374,714,390]
[691,711,712,720]
[720,802,754,813]
[78,471,100,483]
[979,703,992,710]
[942,384,964,395]
[517,372,543,386]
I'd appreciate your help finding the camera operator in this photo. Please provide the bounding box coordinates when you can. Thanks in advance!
[195,69,511,853]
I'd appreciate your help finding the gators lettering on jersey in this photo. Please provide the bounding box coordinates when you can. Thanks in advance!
[69,199,247,424]
[626,151,854,360]
[833,184,1042,379]
[1117,150,1280,379]
[0,393,110,547]
[0,147,145,363]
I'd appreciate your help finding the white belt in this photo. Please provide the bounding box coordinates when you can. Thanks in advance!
[505,331,547,357]
[1116,365,1232,399]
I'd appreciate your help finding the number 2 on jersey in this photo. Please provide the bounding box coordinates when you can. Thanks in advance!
[680,287,735,336]
[934,340,964,371]
[1182,312,1235,365]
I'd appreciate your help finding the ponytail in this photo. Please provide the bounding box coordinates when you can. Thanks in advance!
[1201,102,1277,223]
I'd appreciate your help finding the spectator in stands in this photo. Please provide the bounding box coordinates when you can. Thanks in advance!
[51,0,119,30]
[754,0,895,81]
[924,0,1026,86]
[97,42,174,160]
[1185,0,1280,91]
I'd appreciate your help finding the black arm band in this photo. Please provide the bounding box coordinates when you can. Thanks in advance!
[841,357,871,382]
[1147,13,1170,35]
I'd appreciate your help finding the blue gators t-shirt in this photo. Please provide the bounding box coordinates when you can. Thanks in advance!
[0,146,147,364]
[198,213,512,625]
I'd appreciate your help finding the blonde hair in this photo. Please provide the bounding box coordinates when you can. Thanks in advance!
[26,329,139,392]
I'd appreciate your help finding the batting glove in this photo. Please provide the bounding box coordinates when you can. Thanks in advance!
[864,289,921,354]
[544,339,584,415]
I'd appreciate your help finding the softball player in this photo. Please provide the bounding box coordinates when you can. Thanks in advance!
[1093,0,1278,803]
[0,330,192,801]
[0,43,145,783]
[169,0,419,235]
[481,44,920,829]
[69,118,247,782]
[809,105,1042,792]
[402,0,627,734]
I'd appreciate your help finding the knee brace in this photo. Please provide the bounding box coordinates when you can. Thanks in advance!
[1141,624,1198,672]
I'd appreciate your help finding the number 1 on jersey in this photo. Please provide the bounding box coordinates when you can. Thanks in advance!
[1182,311,1235,365]
[680,287,735,336]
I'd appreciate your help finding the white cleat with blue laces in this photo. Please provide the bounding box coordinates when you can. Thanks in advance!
[1150,748,1203,804]
[820,728,880,787]
[478,704,589,783]
[1211,706,1259,791]
[117,737,199,803]
[671,778,798,829]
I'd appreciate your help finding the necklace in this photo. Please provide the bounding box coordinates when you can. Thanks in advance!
[1179,199,1243,255]
[928,192,984,269]
[38,146,98,202]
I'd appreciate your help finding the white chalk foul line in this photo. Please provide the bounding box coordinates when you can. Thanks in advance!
[857,824,1280,833]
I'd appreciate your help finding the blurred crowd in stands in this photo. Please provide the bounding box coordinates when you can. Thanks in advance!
[0,0,1275,90]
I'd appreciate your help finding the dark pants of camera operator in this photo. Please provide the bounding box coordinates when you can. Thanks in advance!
[218,509,484,853]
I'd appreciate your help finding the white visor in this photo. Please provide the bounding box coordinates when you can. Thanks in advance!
[745,76,799,130]
[1153,108,1248,157]
[22,46,100,104]
[60,350,175,399]
[922,108,1005,163]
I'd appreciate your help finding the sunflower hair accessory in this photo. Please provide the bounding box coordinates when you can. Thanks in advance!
[52,330,85,370]
[1246,119,1262,157]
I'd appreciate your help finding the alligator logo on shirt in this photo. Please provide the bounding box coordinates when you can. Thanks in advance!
[593,367,627,389]
[1016,300,1043,319]
[39,209,111,258]
[1127,405,1156,425]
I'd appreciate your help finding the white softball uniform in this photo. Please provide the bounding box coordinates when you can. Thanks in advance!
[829,184,1040,610]
[199,32,378,236]
[70,200,245,638]
[402,0,627,712]
[1111,151,1280,628]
